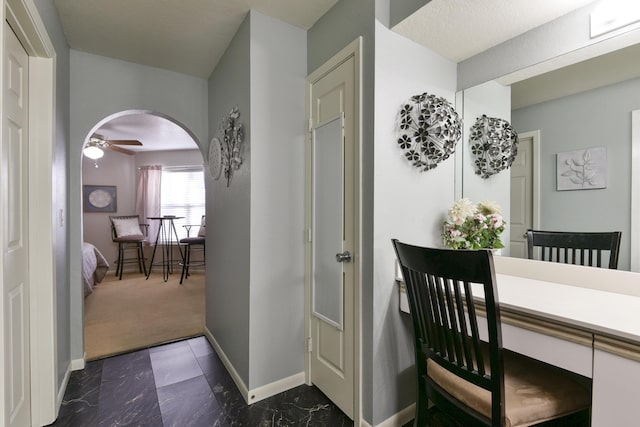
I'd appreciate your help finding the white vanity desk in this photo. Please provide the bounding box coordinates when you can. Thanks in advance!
[398,256,640,426]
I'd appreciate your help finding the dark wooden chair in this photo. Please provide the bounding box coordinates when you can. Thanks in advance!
[526,230,622,269]
[109,215,148,279]
[391,239,591,426]
[179,215,205,284]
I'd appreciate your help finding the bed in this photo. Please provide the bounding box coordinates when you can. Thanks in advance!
[82,242,109,296]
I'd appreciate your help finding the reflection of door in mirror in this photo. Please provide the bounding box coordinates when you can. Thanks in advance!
[509,131,540,258]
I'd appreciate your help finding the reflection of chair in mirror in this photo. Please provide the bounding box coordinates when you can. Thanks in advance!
[179,215,205,284]
[526,230,622,269]
[109,215,149,280]
[391,239,592,427]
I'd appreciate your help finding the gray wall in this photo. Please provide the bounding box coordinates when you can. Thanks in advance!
[33,0,71,390]
[307,0,377,421]
[207,13,252,385]
[512,77,640,271]
[247,11,306,389]
[70,50,208,361]
[206,8,307,394]
[373,21,457,424]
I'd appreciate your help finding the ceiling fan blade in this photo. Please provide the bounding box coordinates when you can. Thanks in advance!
[107,139,143,146]
[108,145,136,155]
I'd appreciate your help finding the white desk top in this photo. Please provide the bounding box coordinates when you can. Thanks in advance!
[474,274,640,344]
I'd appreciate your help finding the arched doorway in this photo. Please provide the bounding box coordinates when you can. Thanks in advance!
[80,110,206,360]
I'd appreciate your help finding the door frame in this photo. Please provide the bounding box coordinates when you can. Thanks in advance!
[519,130,541,232]
[304,37,362,425]
[1,0,57,425]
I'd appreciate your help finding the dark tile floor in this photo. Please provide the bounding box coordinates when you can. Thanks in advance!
[49,336,353,426]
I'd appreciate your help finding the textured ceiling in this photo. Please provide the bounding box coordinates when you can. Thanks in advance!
[57,0,338,152]
[65,0,623,150]
[54,0,337,79]
[394,0,640,109]
[392,0,596,62]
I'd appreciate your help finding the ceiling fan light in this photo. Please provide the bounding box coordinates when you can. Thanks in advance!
[83,145,104,160]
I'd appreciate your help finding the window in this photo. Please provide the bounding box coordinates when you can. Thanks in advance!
[160,166,205,241]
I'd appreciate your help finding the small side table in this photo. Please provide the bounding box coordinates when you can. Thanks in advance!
[146,216,184,282]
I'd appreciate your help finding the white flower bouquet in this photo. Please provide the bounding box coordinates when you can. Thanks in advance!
[442,198,506,250]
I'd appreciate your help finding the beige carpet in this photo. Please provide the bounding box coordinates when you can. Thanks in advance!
[84,271,205,360]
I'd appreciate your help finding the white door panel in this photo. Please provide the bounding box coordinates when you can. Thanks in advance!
[308,55,355,419]
[510,136,532,258]
[3,22,30,427]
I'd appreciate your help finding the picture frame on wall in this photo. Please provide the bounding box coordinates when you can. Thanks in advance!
[83,185,117,212]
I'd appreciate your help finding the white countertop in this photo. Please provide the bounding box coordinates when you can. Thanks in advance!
[473,274,640,344]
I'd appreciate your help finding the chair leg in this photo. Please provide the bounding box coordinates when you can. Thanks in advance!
[413,393,429,427]
[180,244,190,285]
[137,242,147,275]
[412,374,431,427]
[114,247,120,278]
[185,246,191,278]
[118,243,124,280]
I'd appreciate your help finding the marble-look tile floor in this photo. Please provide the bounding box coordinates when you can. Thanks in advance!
[48,336,353,426]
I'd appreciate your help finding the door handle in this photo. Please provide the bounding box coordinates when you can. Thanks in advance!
[335,251,352,263]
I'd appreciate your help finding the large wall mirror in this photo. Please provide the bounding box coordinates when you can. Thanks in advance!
[461,43,640,272]
[394,0,640,272]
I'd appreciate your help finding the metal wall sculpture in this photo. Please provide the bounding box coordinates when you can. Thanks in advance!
[469,115,519,179]
[397,92,462,171]
[219,107,244,187]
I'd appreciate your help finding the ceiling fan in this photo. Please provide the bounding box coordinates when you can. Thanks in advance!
[83,133,143,158]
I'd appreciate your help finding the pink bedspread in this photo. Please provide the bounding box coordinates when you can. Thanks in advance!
[82,242,109,295]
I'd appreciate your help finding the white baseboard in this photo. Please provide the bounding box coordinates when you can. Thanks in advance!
[203,326,250,404]
[57,363,72,409]
[246,371,305,405]
[361,403,415,427]
[70,353,86,371]
[203,326,306,405]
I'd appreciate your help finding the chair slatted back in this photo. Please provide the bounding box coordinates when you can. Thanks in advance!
[392,240,505,425]
[526,230,621,269]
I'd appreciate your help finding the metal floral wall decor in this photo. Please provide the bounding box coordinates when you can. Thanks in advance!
[469,115,519,179]
[397,92,462,171]
[219,106,244,187]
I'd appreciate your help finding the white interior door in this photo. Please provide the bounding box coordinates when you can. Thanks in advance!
[308,53,356,419]
[510,133,538,258]
[510,135,532,257]
[2,21,31,427]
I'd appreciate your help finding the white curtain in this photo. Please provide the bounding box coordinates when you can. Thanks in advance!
[136,165,162,245]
